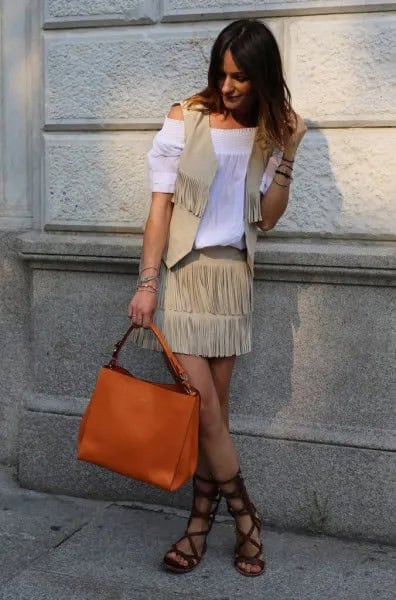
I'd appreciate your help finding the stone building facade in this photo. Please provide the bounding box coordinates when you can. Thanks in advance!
[0,0,395,544]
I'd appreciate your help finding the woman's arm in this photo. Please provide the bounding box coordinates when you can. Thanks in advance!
[140,192,174,272]
[257,141,296,231]
[128,103,184,328]
[257,112,307,231]
[127,193,173,328]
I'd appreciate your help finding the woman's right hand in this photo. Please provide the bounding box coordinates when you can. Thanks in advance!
[127,289,158,328]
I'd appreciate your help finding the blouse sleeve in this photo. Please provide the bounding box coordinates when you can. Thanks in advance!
[147,117,185,193]
[259,147,284,195]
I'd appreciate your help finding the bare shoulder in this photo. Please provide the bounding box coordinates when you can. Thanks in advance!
[167,102,184,121]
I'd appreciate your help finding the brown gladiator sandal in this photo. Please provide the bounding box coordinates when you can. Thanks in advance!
[215,467,265,577]
[162,472,222,573]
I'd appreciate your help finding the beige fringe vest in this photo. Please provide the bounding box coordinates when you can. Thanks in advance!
[163,100,274,275]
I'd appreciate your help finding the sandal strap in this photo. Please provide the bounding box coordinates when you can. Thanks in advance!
[165,485,222,564]
[235,555,265,568]
[163,474,222,571]
[194,472,215,484]
[193,487,219,501]
[214,468,265,570]
[167,546,198,568]
[191,503,220,520]
[215,467,242,486]
[170,527,212,564]
[235,527,262,553]
[171,531,201,560]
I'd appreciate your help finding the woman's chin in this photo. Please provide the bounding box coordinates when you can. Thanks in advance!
[223,98,244,109]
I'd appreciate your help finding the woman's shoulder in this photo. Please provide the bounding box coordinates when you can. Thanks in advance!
[167,102,184,121]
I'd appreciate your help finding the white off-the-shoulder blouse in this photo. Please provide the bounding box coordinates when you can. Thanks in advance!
[147,117,283,250]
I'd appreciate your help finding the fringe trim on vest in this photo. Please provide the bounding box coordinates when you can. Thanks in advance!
[172,170,210,218]
[246,192,263,224]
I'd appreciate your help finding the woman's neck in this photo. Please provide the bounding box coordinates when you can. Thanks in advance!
[229,107,258,128]
[211,109,258,129]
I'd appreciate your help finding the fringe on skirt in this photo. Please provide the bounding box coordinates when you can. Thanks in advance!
[127,245,253,357]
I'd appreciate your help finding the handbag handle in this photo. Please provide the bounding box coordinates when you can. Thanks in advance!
[107,322,197,395]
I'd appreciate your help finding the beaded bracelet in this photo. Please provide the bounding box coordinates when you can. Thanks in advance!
[275,169,293,180]
[273,179,291,188]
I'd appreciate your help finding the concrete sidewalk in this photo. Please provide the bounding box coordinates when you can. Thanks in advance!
[0,464,394,600]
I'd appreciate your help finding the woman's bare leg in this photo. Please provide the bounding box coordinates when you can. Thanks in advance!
[165,353,262,574]
[194,355,236,476]
[208,355,263,574]
[164,354,235,567]
[208,355,236,432]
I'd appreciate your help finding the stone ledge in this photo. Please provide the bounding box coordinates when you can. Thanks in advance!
[16,231,396,285]
[161,1,396,22]
[18,409,396,544]
[43,0,161,29]
[24,392,395,452]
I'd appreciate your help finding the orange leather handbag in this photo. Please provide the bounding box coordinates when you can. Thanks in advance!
[77,322,200,491]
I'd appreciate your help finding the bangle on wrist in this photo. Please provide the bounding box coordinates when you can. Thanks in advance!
[139,265,160,275]
[275,169,293,180]
[136,284,158,294]
[138,274,160,284]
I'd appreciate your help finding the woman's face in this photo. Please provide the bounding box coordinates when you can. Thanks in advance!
[218,48,255,114]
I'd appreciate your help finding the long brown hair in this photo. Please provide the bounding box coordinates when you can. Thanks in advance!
[184,19,296,151]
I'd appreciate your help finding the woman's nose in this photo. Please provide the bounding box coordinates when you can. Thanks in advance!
[221,76,234,94]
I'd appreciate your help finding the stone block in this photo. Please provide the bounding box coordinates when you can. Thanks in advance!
[234,277,395,447]
[286,13,396,122]
[279,128,396,236]
[163,1,395,21]
[43,0,161,27]
[0,0,33,225]
[30,266,171,397]
[44,133,154,230]
[44,22,281,126]
[43,120,396,239]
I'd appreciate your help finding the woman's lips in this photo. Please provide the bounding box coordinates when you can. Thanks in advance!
[223,95,242,101]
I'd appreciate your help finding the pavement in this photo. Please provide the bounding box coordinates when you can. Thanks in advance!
[0,464,395,600]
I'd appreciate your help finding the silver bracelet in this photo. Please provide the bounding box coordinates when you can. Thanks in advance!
[138,275,160,284]
[136,283,158,294]
[139,266,160,275]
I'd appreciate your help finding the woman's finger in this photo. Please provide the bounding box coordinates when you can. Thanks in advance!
[128,302,136,319]
[142,312,153,329]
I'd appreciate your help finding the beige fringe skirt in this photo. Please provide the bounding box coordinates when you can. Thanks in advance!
[128,245,253,357]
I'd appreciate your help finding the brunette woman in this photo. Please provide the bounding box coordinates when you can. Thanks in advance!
[128,19,307,577]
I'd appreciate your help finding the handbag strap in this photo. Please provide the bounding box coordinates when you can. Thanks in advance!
[107,322,196,395]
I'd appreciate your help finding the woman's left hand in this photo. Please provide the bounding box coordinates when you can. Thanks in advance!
[284,110,308,153]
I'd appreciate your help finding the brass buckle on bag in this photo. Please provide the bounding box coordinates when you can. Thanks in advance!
[178,371,195,395]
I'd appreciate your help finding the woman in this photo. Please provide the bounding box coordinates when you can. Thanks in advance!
[128,19,307,577]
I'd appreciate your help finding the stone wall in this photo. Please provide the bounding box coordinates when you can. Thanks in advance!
[0,0,395,543]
